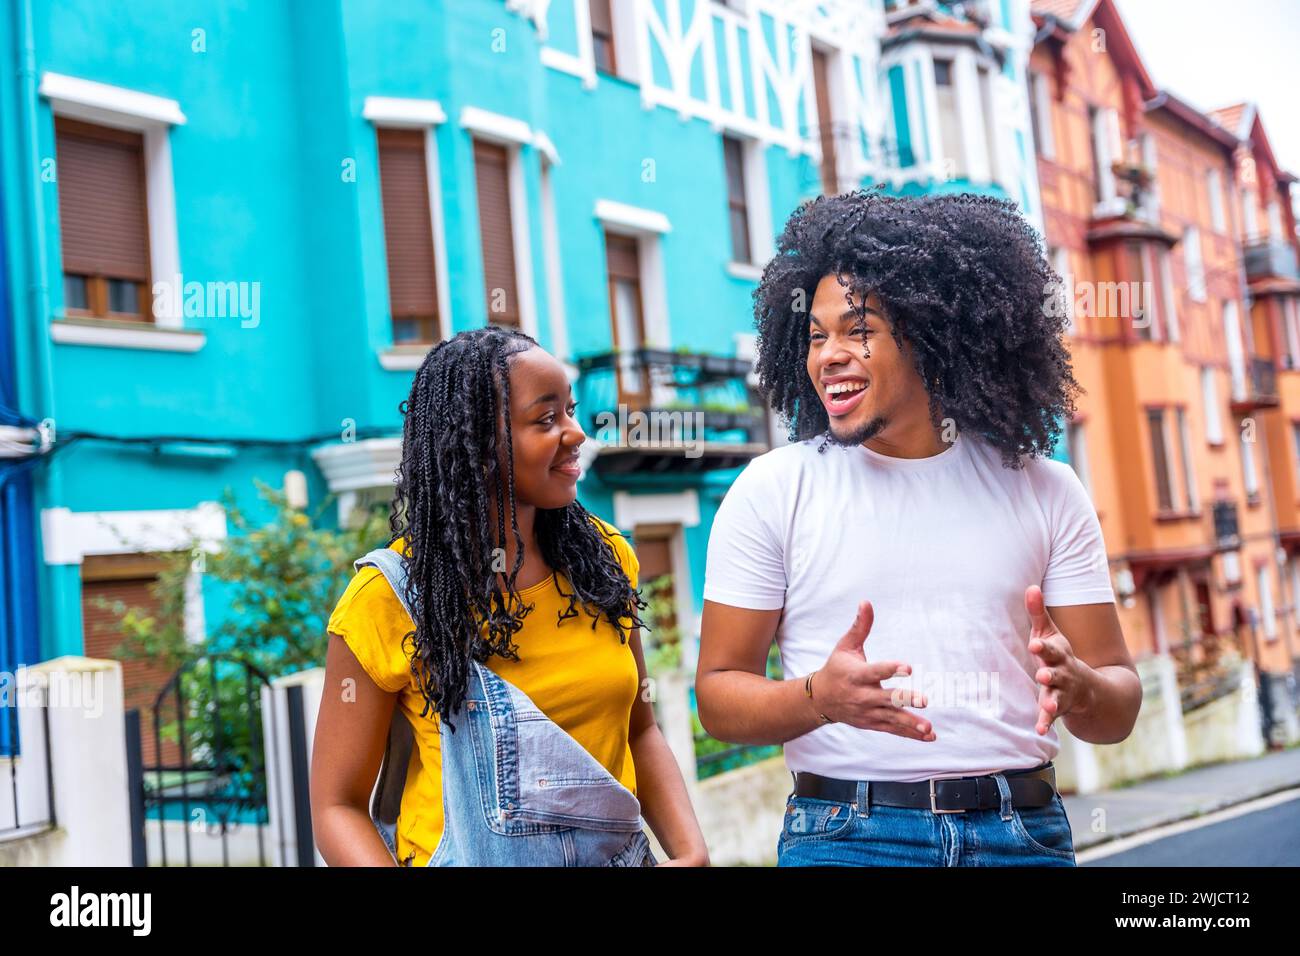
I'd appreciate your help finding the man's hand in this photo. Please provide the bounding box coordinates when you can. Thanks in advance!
[812,601,936,741]
[1025,585,1097,735]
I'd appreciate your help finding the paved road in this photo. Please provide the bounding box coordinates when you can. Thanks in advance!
[1081,791,1300,866]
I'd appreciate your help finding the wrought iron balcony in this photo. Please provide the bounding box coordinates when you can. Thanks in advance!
[1230,356,1280,412]
[573,348,770,477]
[1243,239,1300,283]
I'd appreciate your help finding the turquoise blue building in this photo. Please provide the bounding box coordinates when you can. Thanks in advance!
[0,0,1047,724]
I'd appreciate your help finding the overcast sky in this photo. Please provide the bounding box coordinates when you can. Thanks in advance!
[1113,0,1300,177]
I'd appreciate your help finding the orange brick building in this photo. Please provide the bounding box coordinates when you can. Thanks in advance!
[1029,0,1300,746]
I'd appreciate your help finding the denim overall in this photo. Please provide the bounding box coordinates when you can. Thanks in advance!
[353,547,656,867]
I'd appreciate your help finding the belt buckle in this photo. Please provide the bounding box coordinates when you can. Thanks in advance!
[929,778,966,814]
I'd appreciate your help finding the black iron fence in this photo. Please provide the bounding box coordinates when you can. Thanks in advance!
[125,654,271,866]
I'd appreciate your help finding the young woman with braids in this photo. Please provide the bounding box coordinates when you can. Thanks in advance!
[311,326,708,866]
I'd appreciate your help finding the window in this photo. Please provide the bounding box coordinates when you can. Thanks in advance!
[1067,420,1091,497]
[1138,133,1159,220]
[1241,186,1259,241]
[81,554,182,767]
[473,139,521,328]
[978,64,998,182]
[1283,296,1300,370]
[589,0,616,75]
[812,48,839,195]
[1158,247,1179,343]
[1223,550,1242,586]
[1224,299,1247,401]
[377,128,441,344]
[605,232,648,404]
[55,118,151,322]
[1183,227,1206,303]
[1241,425,1260,499]
[1201,367,1224,445]
[1126,241,1160,340]
[1206,168,1226,233]
[933,58,965,181]
[1148,408,1175,511]
[1268,201,1284,241]
[722,136,752,264]
[1089,106,1120,208]
[1291,421,1300,478]
[1176,407,1199,511]
[1028,71,1054,160]
[1048,246,1075,335]
[633,524,679,634]
[1257,564,1278,639]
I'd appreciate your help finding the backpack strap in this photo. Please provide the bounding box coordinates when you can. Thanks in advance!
[353,547,418,864]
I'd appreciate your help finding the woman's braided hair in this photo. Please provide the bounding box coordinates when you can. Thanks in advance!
[389,326,647,730]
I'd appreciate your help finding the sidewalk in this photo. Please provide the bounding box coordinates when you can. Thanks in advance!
[1062,745,1300,850]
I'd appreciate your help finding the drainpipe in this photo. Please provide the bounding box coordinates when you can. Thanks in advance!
[14,0,68,661]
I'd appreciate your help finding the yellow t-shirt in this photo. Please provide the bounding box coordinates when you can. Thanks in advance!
[326,515,641,866]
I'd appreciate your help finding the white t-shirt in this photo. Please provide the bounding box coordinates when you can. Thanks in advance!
[702,431,1114,782]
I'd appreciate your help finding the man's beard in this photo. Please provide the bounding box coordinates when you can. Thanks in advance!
[825,414,886,447]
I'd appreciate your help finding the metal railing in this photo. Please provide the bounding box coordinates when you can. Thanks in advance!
[574,348,770,454]
[1,688,57,841]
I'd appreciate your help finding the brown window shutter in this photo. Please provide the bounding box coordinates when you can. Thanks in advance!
[473,140,521,328]
[605,233,640,282]
[723,136,751,263]
[1147,409,1173,512]
[633,525,678,633]
[377,128,441,343]
[55,117,151,282]
[812,49,838,196]
[81,568,182,768]
[589,0,616,74]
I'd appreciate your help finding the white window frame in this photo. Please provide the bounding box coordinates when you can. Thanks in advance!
[1051,246,1075,335]
[40,72,192,348]
[461,107,543,342]
[538,155,569,362]
[595,199,672,349]
[1268,200,1284,242]
[1183,227,1206,303]
[1029,70,1054,160]
[1290,556,1300,629]
[1175,406,1198,512]
[364,97,454,368]
[1206,168,1226,234]
[722,133,774,278]
[1201,366,1224,446]
[1091,106,1125,218]
[1258,563,1278,639]
[1242,185,1259,241]
[1241,424,1260,498]
[1139,132,1159,221]
[539,0,598,90]
[612,491,702,669]
[1224,299,1247,401]
[1283,295,1300,371]
[41,504,225,646]
[1158,247,1179,343]
[1067,420,1092,498]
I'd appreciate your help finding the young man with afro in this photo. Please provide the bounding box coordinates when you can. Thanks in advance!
[696,190,1141,866]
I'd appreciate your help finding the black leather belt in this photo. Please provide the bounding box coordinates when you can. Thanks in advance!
[792,762,1058,813]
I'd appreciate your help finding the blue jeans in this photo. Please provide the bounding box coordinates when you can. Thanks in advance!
[777,772,1077,867]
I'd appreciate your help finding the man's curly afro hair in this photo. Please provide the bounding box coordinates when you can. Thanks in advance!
[752,189,1079,468]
